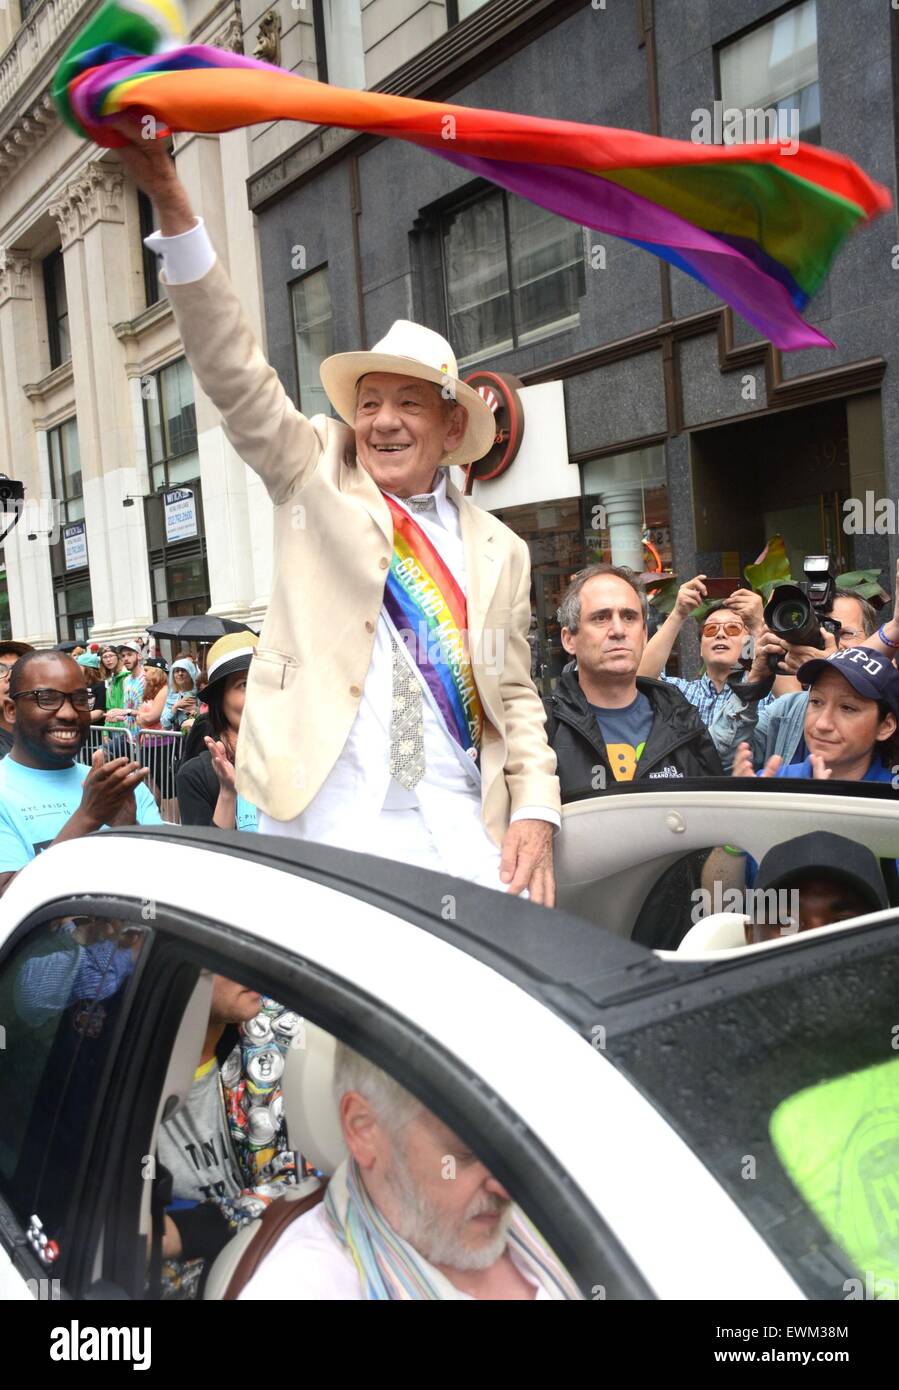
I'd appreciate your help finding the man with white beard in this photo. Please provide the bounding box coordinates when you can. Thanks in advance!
[239,1044,579,1300]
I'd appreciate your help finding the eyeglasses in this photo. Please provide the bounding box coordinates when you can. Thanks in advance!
[0,663,14,679]
[12,687,91,711]
[702,622,744,638]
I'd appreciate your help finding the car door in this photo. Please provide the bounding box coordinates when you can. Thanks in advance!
[0,863,645,1301]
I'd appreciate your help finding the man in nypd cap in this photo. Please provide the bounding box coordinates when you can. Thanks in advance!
[117,131,560,901]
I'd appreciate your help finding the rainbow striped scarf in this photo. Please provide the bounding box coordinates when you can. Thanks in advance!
[381,493,483,759]
[324,1157,580,1300]
[53,0,891,351]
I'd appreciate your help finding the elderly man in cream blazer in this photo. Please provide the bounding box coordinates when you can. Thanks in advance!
[117,131,560,902]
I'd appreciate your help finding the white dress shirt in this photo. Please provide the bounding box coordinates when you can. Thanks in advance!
[145,219,558,888]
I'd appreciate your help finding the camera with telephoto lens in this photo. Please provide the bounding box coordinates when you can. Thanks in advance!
[763,555,840,649]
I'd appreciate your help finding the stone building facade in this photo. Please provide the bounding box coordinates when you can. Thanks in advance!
[2,0,897,682]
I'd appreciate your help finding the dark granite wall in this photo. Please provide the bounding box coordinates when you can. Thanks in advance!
[256,0,899,612]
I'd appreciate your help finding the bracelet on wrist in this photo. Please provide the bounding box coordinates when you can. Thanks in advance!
[878,623,899,649]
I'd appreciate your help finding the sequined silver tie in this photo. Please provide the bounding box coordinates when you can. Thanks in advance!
[389,637,425,789]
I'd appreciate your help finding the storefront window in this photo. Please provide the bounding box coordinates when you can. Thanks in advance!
[492,497,585,693]
[582,446,672,577]
[55,579,93,644]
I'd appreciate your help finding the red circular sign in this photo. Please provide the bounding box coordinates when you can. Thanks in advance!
[462,370,525,490]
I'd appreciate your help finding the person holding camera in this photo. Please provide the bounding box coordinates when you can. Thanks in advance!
[638,577,781,725]
[709,587,881,772]
[732,645,899,786]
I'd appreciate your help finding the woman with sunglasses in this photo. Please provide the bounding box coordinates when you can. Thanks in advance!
[639,582,778,727]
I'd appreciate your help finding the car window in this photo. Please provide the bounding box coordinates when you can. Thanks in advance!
[146,956,582,1302]
[606,922,899,1298]
[0,915,148,1254]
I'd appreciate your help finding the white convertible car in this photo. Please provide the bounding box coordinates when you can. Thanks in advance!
[0,781,897,1301]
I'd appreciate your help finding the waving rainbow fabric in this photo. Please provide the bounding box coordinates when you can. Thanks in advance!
[53,0,891,351]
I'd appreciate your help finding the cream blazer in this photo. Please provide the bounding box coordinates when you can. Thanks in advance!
[165,262,560,842]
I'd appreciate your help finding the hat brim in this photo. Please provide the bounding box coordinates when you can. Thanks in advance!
[204,651,254,694]
[795,655,894,709]
[318,350,498,469]
[0,641,33,658]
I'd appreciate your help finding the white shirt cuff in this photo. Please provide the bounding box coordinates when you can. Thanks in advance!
[143,216,216,285]
[510,806,561,831]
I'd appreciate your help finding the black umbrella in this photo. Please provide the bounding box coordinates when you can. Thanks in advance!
[55,639,82,652]
[147,615,257,641]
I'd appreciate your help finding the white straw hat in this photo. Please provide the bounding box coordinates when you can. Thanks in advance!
[319,320,497,469]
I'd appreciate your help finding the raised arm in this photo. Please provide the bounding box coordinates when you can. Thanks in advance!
[114,122,323,506]
[638,575,707,679]
[860,558,899,659]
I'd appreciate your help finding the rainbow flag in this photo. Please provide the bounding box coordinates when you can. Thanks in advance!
[381,494,483,756]
[53,0,891,351]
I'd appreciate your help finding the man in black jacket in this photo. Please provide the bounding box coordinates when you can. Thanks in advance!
[546,564,724,799]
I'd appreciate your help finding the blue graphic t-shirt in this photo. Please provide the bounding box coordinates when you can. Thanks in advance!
[588,692,654,782]
[0,756,162,872]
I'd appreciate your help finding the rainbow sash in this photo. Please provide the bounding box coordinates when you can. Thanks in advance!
[52,0,892,352]
[381,494,483,758]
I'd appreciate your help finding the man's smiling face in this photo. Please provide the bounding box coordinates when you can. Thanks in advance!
[5,655,89,769]
[353,373,467,499]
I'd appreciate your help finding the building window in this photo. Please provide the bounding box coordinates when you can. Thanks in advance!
[315,0,365,89]
[442,190,585,367]
[19,0,41,20]
[448,0,493,22]
[48,419,93,642]
[43,248,71,370]
[142,359,210,627]
[149,543,211,626]
[48,418,83,525]
[138,191,161,308]
[291,267,335,417]
[719,0,820,145]
[144,358,199,492]
[54,580,93,644]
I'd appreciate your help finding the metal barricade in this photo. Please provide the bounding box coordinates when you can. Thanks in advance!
[75,725,185,823]
[76,725,135,767]
[136,728,185,824]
